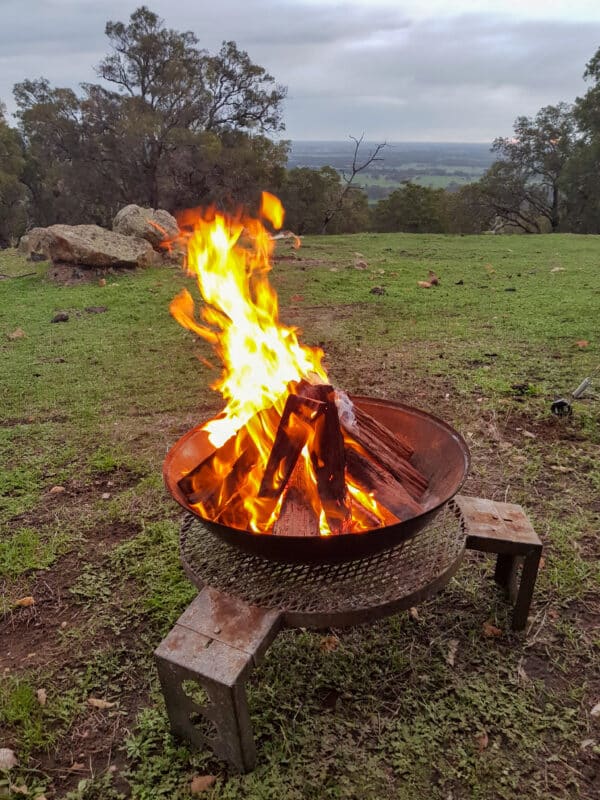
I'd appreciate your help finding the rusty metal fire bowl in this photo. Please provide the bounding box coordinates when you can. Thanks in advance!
[163,396,470,563]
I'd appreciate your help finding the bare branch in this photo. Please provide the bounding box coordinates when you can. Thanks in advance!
[322,134,386,232]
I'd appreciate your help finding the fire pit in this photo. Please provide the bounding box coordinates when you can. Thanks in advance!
[155,193,543,772]
[164,396,470,563]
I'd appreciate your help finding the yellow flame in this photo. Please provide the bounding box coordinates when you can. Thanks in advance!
[170,193,396,535]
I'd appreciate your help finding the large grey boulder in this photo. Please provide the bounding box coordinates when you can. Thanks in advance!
[43,224,158,268]
[112,204,179,250]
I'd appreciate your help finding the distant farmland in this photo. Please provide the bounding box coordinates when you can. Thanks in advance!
[287,140,495,201]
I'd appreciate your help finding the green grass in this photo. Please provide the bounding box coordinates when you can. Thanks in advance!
[0,526,69,578]
[0,236,598,799]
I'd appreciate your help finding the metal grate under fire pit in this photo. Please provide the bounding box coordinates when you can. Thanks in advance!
[180,501,465,629]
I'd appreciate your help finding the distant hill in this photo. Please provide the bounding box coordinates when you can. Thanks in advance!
[287,141,495,201]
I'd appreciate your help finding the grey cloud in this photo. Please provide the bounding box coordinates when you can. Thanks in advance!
[1,1,599,140]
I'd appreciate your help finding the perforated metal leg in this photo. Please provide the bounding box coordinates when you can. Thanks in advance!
[456,495,543,631]
[155,587,282,772]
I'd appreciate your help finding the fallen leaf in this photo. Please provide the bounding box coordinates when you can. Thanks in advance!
[101,492,111,500]
[354,260,368,270]
[7,328,26,340]
[417,281,432,288]
[36,688,47,706]
[87,697,116,710]
[15,596,35,608]
[581,739,596,750]
[329,267,339,272]
[474,730,489,751]
[591,702,600,719]
[98,278,107,287]
[320,635,340,652]
[484,263,496,274]
[69,762,86,771]
[482,621,503,638]
[409,607,419,621]
[85,306,108,314]
[290,294,304,303]
[446,639,459,667]
[10,784,28,795]
[522,430,536,439]
[190,775,217,794]
[550,266,565,273]
[576,340,589,349]
[49,485,66,494]
[0,748,18,770]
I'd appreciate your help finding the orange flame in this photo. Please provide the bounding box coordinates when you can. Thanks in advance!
[170,193,392,535]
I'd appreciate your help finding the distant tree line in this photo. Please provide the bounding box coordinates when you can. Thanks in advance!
[3,7,600,243]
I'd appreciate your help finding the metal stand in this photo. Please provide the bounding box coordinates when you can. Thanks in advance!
[155,496,542,771]
[456,496,543,631]
[155,586,281,772]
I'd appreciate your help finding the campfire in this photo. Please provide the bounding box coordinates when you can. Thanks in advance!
[168,193,430,540]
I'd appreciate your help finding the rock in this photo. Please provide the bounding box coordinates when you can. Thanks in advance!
[18,228,55,261]
[44,225,158,269]
[113,204,179,250]
[0,747,18,770]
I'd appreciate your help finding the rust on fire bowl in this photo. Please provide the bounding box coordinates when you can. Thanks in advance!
[163,396,471,564]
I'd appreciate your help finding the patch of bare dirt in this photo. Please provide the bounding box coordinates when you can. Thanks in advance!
[45,262,139,286]
[0,520,140,673]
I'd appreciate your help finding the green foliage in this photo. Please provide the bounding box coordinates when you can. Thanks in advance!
[372,183,446,232]
[0,105,27,245]
[0,675,79,756]
[277,166,369,235]
[0,527,69,578]
[12,6,287,224]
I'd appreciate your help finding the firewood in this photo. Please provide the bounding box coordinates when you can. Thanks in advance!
[178,405,279,505]
[342,406,428,500]
[272,460,320,537]
[308,384,349,534]
[259,393,325,498]
[345,445,423,522]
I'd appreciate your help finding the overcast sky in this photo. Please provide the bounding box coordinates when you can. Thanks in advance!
[2,0,600,141]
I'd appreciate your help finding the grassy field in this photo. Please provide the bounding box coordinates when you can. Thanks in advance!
[1,233,599,799]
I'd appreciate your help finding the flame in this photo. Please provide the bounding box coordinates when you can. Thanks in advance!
[170,193,393,535]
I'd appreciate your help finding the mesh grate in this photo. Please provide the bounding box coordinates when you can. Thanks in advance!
[180,501,466,623]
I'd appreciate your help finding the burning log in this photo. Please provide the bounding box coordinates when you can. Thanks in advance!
[341,406,428,501]
[345,445,423,521]
[259,393,325,498]
[308,384,349,533]
[272,460,320,537]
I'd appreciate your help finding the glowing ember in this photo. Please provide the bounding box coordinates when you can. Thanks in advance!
[170,193,418,535]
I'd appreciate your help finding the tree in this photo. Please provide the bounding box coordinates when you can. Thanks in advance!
[276,167,369,235]
[13,6,287,225]
[482,103,577,232]
[441,183,495,234]
[0,103,27,244]
[562,47,600,232]
[372,183,446,233]
[321,134,385,232]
